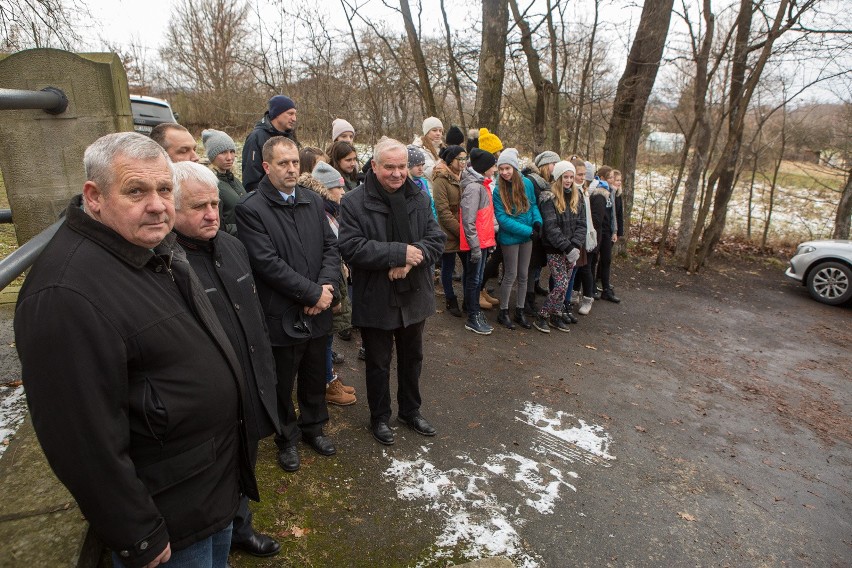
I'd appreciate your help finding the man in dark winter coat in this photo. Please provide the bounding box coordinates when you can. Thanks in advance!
[15,132,256,568]
[171,161,281,558]
[236,136,340,473]
[242,95,300,191]
[339,138,446,446]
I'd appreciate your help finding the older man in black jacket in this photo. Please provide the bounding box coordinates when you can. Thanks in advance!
[171,161,281,558]
[339,138,446,446]
[15,132,255,568]
[236,136,340,472]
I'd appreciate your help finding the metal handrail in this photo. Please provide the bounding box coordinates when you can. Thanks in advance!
[0,87,68,114]
[0,218,64,290]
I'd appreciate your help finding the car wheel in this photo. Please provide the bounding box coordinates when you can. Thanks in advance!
[806,261,852,305]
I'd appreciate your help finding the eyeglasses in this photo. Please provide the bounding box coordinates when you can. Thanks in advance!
[455,156,468,162]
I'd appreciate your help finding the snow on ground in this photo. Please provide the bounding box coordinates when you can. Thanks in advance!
[0,384,26,459]
[383,403,615,567]
[632,167,839,242]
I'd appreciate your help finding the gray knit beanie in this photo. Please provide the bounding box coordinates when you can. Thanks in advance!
[534,150,560,168]
[312,161,345,189]
[584,161,595,182]
[496,147,520,171]
[201,129,236,162]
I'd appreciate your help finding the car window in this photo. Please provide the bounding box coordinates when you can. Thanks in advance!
[131,101,174,122]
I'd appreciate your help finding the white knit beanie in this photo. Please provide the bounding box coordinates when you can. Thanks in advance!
[422,116,443,135]
[552,160,576,182]
[332,118,355,141]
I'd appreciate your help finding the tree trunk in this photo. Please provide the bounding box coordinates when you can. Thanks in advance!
[439,0,466,132]
[834,170,852,239]
[602,0,674,250]
[474,0,509,134]
[508,0,550,152]
[399,0,438,117]
[545,0,562,153]
[694,0,794,269]
[571,0,599,155]
[762,105,787,249]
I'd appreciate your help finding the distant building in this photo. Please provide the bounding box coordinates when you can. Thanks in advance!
[645,132,686,154]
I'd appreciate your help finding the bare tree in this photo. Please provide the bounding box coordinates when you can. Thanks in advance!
[475,0,510,133]
[399,0,438,116]
[0,0,89,50]
[602,0,675,247]
[439,0,466,131]
[571,0,600,155]
[508,0,552,152]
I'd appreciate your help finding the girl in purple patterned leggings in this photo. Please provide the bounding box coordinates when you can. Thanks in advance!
[534,161,587,333]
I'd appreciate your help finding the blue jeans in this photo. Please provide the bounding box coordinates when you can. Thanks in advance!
[440,251,463,300]
[113,522,232,568]
[325,334,334,383]
[565,265,578,306]
[463,249,488,315]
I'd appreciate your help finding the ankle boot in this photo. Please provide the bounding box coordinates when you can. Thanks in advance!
[578,296,594,315]
[497,308,515,330]
[479,290,494,310]
[482,289,500,306]
[513,307,532,329]
[446,297,462,317]
[562,303,578,324]
[523,291,536,316]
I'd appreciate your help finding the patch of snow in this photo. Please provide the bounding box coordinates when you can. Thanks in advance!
[0,385,26,459]
[383,402,615,566]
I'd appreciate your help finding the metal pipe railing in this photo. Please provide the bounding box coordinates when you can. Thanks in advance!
[0,218,64,290]
[0,87,68,115]
[0,210,12,224]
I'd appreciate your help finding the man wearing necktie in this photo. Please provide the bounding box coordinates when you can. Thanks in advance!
[235,136,341,473]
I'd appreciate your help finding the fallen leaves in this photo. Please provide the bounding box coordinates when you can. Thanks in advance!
[584,345,597,351]
[678,512,697,522]
[635,425,647,433]
[277,526,311,539]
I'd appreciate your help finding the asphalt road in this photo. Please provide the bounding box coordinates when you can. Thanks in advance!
[232,256,851,568]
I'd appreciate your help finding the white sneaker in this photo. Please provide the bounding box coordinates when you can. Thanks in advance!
[578,296,594,315]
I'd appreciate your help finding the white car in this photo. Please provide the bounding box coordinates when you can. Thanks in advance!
[129,95,178,135]
[785,239,852,305]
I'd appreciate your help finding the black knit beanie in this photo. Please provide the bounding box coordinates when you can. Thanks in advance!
[445,125,465,146]
[440,145,465,165]
[469,148,496,175]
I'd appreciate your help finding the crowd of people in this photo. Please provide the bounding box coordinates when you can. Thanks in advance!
[14,94,625,568]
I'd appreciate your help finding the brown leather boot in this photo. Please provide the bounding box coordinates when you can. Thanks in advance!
[479,290,493,310]
[326,378,356,406]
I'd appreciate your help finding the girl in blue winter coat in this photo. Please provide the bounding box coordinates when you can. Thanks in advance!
[493,148,542,330]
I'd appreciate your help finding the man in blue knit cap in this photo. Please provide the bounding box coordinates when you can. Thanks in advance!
[242,95,300,191]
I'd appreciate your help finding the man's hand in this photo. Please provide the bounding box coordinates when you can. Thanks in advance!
[388,265,412,280]
[145,543,171,567]
[405,245,424,266]
[305,284,334,315]
[612,234,618,243]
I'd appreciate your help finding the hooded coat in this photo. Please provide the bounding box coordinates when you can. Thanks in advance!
[430,162,463,252]
[538,187,587,255]
[241,113,299,191]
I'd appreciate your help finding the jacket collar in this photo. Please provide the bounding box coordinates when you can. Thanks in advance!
[364,170,420,202]
[257,177,312,207]
[65,195,179,270]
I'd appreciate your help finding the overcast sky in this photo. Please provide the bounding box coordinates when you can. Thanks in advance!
[78,0,847,105]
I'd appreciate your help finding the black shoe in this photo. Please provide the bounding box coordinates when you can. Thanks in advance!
[337,328,352,341]
[550,314,571,332]
[371,422,395,445]
[497,308,515,330]
[523,291,536,316]
[303,435,336,456]
[513,307,532,329]
[562,305,578,324]
[358,346,366,360]
[535,283,549,296]
[277,446,300,472]
[446,297,462,318]
[601,290,621,303]
[399,414,436,436]
[465,312,493,335]
[332,350,345,364]
[533,315,550,333]
[231,531,281,558]
[593,289,602,300]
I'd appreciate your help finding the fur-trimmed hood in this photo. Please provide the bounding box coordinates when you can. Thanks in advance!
[298,172,332,201]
